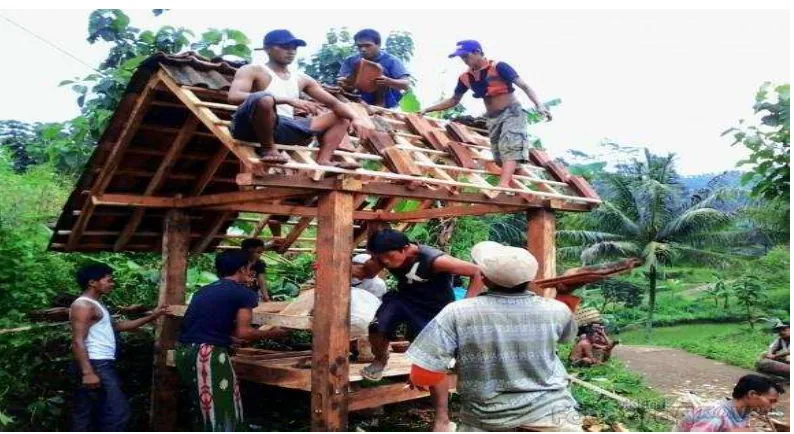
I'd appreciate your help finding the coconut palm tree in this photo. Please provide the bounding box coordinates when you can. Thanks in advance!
[558,150,740,329]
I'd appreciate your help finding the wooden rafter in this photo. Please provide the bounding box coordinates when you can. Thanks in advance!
[114,117,199,251]
[66,74,160,250]
[193,212,233,253]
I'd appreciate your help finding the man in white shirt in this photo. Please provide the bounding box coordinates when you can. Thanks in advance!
[228,29,372,169]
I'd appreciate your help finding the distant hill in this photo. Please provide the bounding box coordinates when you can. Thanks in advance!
[680,170,744,194]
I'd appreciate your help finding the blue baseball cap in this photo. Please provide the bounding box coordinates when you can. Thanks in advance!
[448,40,482,58]
[263,29,307,48]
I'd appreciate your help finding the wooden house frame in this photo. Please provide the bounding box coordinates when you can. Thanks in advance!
[48,52,601,431]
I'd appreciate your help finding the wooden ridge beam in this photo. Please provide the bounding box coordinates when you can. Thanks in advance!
[115,118,199,251]
[179,188,316,208]
[67,74,160,251]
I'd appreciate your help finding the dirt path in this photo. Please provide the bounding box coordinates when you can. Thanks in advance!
[613,345,790,425]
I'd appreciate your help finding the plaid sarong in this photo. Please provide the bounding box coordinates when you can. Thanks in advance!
[176,343,245,431]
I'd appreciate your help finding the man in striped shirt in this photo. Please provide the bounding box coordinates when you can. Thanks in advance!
[406,241,581,431]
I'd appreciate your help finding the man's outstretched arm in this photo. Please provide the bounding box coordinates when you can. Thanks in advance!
[420,93,463,115]
[432,255,484,298]
[513,77,551,120]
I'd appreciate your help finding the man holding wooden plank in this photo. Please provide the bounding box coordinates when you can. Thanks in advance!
[421,40,551,189]
[228,29,371,168]
[337,28,411,108]
[358,228,484,431]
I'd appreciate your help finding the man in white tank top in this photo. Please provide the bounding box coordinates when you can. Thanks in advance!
[229,29,373,168]
[69,264,168,431]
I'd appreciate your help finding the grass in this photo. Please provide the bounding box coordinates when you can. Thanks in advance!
[565,354,673,432]
[619,323,774,369]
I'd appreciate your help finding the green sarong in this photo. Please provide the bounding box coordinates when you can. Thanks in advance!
[176,343,245,431]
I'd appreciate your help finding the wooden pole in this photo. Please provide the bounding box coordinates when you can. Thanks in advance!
[311,191,354,431]
[527,209,557,281]
[150,209,189,430]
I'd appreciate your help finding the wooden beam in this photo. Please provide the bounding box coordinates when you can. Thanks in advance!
[280,217,313,251]
[237,174,594,212]
[206,203,319,218]
[179,188,316,208]
[232,359,312,391]
[92,194,179,208]
[66,74,160,250]
[192,147,230,196]
[114,118,199,251]
[150,210,189,431]
[169,305,312,328]
[527,209,557,280]
[193,212,233,253]
[348,383,429,411]
[311,191,354,431]
[378,204,524,221]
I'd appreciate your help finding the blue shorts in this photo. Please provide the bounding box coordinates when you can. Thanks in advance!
[369,294,441,340]
[231,91,318,146]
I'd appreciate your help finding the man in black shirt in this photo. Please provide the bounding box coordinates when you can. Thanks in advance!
[241,237,286,301]
[176,250,276,431]
[359,229,483,431]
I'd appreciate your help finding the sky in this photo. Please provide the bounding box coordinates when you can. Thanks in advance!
[0,8,789,175]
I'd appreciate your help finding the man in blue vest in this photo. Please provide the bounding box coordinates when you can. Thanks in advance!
[337,29,411,108]
[421,40,551,189]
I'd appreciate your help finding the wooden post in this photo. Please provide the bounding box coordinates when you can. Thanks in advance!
[150,209,190,430]
[311,191,354,431]
[527,209,556,281]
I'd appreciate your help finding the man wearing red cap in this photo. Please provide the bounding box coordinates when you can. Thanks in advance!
[228,29,372,168]
[421,40,551,190]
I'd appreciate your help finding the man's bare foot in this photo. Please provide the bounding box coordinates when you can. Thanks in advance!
[316,160,361,170]
[361,360,387,381]
[257,148,289,164]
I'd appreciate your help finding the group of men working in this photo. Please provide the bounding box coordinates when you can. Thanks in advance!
[69,227,787,432]
[68,229,584,431]
[228,28,551,188]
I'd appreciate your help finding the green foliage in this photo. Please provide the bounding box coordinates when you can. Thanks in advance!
[191,28,252,61]
[558,149,743,328]
[703,275,730,309]
[621,323,774,369]
[565,356,671,431]
[729,275,765,329]
[594,279,642,311]
[724,82,790,203]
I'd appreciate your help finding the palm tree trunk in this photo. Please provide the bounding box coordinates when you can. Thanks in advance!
[646,265,657,331]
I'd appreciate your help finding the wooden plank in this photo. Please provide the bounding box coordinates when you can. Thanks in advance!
[348,383,429,411]
[67,75,160,250]
[150,210,189,431]
[527,209,556,280]
[193,212,233,253]
[114,118,199,251]
[311,191,354,431]
[233,359,312,391]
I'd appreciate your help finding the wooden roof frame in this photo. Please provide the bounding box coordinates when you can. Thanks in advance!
[45,52,603,431]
